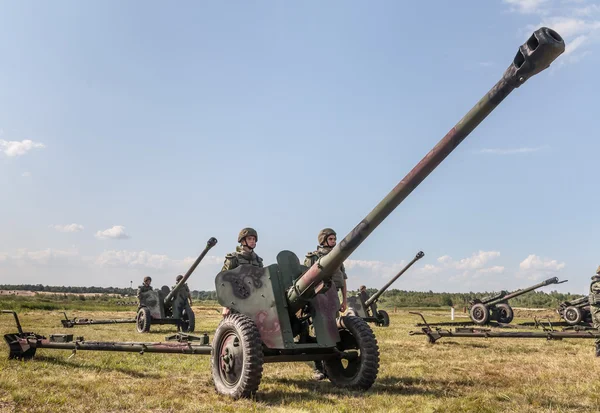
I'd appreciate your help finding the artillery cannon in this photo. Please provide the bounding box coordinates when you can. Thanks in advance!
[410,312,600,344]
[346,251,424,327]
[557,295,591,325]
[2,27,565,399]
[135,237,218,333]
[468,277,566,325]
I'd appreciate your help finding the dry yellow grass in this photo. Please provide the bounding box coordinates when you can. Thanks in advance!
[1,307,600,412]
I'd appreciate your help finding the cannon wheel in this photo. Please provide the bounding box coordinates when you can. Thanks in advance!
[495,303,514,324]
[136,307,151,333]
[211,313,263,399]
[324,316,379,391]
[564,306,583,325]
[180,308,196,333]
[376,310,390,327]
[469,303,490,325]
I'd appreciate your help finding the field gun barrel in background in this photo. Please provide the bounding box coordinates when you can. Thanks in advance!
[364,251,425,307]
[287,27,565,313]
[164,237,218,305]
[486,277,566,306]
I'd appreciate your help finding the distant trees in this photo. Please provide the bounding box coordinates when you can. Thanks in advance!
[0,284,585,309]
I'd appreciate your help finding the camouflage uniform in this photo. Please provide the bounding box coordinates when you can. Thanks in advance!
[171,281,192,319]
[305,228,348,381]
[222,245,264,272]
[304,245,347,290]
[221,228,263,317]
[589,265,600,355]
[136,284,152,301]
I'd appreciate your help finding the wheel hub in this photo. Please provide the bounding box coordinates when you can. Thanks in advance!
[219,333,242,385]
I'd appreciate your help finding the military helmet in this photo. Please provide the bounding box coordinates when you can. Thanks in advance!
[176,274,184,282]
[143,276,152,283]
[359,285,366,291]
[238,227,258,243]
[318,228,337,246]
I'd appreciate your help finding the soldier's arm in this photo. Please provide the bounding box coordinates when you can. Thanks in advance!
[221,255,238,272]
[304,253,317,268]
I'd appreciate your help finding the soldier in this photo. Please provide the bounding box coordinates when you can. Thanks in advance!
[589,265,600,356]
[174,274,193,307]
[220,228,264,316]
[304,228,348,313]
[304,228,349,381]
[136,276,152,302]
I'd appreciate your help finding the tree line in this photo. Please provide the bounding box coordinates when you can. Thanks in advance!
[0,284,585,309]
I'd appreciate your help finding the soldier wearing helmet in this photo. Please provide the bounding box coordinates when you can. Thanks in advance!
[221,228,264,316]
[136,276,153,301]
[221,227,264,272]
[305,228,349,380]
[304,228,348,312]
[589,265,600,356]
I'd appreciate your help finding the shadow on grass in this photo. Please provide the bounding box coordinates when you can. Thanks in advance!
[435,341,489,348]
[36,355,161,379]
[253,375,468,405]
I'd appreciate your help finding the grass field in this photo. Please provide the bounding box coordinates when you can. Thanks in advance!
[1,304,600,413]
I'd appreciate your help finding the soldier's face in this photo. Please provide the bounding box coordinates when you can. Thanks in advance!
[326,235,337,247]
[244,236,257,249]
[144,280,151,286]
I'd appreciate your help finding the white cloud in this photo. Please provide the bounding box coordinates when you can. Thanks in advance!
[518,254,566,280]
[504,0,548,14]
[21,172,31,177]
[95,225,131,240]
[519,254,565,271]
[95,249,222,271]
[0,139,45,157]
[51,224,84,233]
[0,247,80,266]
[455,251,501,270]
[419,251,505,283]
[479,147,545,155]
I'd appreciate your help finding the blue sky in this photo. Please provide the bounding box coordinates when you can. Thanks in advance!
[1,1,598,295]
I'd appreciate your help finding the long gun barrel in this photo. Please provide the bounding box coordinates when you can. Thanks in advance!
[490,276,566,304]
[364,251,424,307]
[287,28,565,313]
[164,237,218,305]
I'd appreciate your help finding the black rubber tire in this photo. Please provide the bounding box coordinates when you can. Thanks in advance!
[181,308,196,333]
[564,306,583,325]
[495,303,514,324]
[211,313,264,399]
[469,303,490,325]
[323,316,379,391]
[377,310,390,327]
[136,307,152,333]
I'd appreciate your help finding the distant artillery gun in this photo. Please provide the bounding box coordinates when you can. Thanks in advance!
[135,238,218,333]
[1,27,566,399]
[60,312,135,328]
[468,277,567,325]
[557,295,591,326]
[346,251,424,327]
[410,312,600,344]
